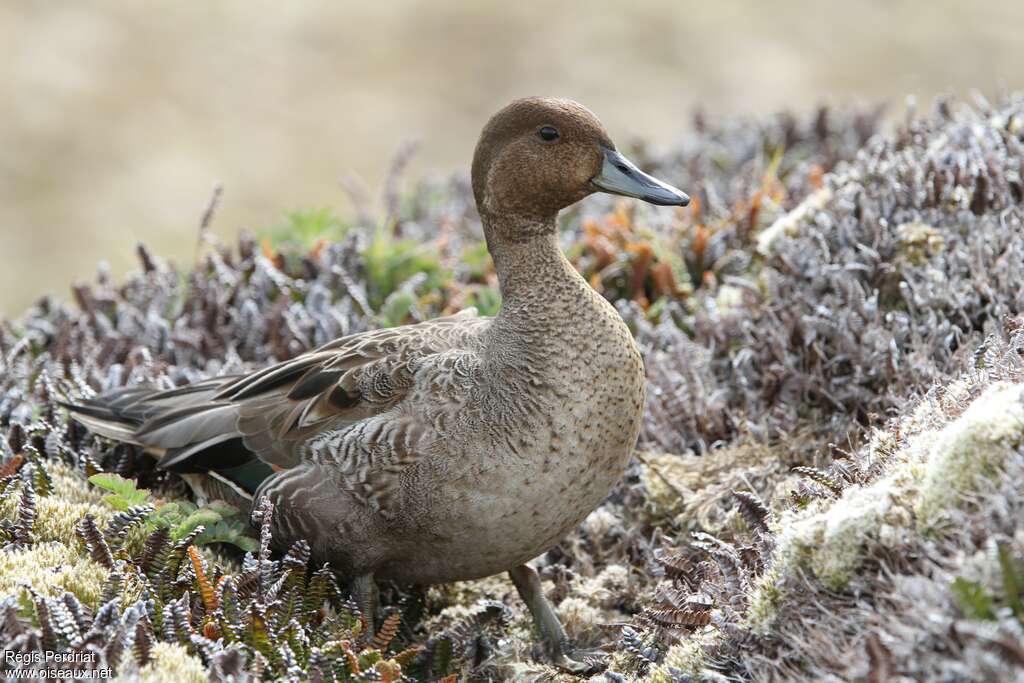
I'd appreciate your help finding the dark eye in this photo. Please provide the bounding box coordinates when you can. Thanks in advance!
[537,126,560,142]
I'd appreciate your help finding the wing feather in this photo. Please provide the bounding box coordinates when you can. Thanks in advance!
[67,308,488,515]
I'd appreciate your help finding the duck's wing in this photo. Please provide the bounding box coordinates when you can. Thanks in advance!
[66,308,490,508]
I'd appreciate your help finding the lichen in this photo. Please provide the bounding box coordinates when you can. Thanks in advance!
[916,381,1024,526]
[33,496,114,545]
[755,186,832,255]
[645,629,723,682]
[896,220,944,265]
[555,564,634,647]
[133,643,207,683]
[638,452,691,523]
[0,542,109,608]
[750,379,1024,627]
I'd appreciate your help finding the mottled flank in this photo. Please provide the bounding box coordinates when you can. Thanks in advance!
[1,94,1023,681]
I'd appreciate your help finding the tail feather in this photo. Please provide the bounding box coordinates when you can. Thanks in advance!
[61,408,146,445]
[135,403,240,448]
[61,376,271,495]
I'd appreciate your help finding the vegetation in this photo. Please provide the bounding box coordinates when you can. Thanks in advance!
[1,93,1022,681]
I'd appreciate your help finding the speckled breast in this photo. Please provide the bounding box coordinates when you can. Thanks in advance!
[379,295,645,584]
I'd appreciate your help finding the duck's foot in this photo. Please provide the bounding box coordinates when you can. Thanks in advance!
[561,647,609,673]
[509,564,601,675]
[552,650,603,674]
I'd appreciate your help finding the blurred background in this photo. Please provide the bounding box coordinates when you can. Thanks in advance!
[2,0,1021,315]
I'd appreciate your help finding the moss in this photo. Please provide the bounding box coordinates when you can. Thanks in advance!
[49,461,109,506]
[0,542,109,608]
[749,378,1024,634]
[746,566,786,632]
[555,596,604,645]
[134,642,207,683]
[552,565,634,647]
[896,221,944,265]
[755,186,832,256]
[810,480,894,589]
[33,496,114,545]
[645,629,723,682]
[0,462,115,545]
[916,382,1024,526]
[640,442,798,534]
[713,284,746,315]
[638,452,691,523]
[579,506,621,544]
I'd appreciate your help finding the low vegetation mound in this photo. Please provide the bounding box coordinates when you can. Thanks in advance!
[1,94,1021,681]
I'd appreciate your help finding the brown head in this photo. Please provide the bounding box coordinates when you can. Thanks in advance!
[471,97,688,240]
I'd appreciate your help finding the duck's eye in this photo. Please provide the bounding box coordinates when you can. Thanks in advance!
[537,126,560,142]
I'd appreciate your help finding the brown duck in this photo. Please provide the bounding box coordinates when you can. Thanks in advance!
[66,97,689,670]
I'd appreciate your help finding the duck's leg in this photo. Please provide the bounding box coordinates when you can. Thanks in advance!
[508,564,589,673]
[351,573,379,636]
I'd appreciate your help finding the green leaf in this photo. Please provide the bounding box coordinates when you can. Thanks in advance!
[262,208,351,248]
[465,287,501,317]
[88,473,151,507]
[998,544,1024,621]
[379,290,416,328]
[363,226,447,309]
[174,509,224,539]
[196,520,258,553]
[359,649,382,669]
[205,500,240,518]
[951,577,996,620]
[147,502,185,530]
[461,242,493,281]
[434,636,454,677]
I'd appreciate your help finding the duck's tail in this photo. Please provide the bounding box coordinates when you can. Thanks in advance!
[60,379,274,503]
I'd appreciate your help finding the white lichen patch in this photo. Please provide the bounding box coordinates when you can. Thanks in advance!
[638,452,691,522]
[50,460,109,506]
[915,381,1024,526]
[0,542,109,608]
[756,186,832,256]
[555,596,604,645]
[580,506,621,543]
[748,379,1024,630]
[556,564,633,646]
[131,642,206,683]
[713,284,746,316]
[0,462,114,544]
[33,495,115,545]
[645,629,724,682]
[810,479,895,589]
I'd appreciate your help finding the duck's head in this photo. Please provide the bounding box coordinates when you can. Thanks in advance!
[472,97,689,233]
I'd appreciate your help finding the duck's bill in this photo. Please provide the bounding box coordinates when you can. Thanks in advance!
[591,147,690,206]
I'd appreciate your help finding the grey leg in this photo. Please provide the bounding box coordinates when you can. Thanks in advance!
[351,573,379,636]
[508,564,589,673]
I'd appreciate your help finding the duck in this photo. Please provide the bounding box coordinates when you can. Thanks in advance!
[64,96,689,671]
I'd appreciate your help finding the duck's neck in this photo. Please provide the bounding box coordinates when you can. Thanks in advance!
[484,214,588,320]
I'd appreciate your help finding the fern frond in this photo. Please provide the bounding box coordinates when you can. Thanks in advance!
[188,545,218,614]
[104,504,154,550]
[77,513,114,568]
[372,611,402,652]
